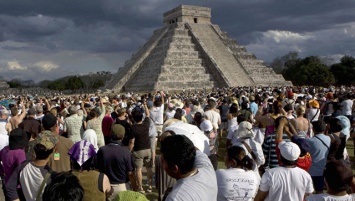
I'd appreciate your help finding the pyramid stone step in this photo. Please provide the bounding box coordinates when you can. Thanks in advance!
[163,59,202,66]
[161,66,207,74]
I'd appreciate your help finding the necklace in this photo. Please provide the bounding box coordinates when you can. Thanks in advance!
[188,168,199,177]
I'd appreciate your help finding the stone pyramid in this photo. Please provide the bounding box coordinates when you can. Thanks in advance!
[105,5,292,92]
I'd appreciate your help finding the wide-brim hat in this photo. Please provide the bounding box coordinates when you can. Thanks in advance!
[336,115,351,136]
[237,121,255,138]
[309,100,319,109]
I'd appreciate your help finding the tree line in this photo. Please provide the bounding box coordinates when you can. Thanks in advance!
[270,52,355,86]
[5,71,112,91]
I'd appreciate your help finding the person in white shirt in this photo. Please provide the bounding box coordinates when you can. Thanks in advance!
[164,103,175,122]
[232,121,265,173]
[0,108,11,136]
[341,94,353,121]
[216,146,259,201]
[150,91,165,137]
[161,135,217,201]
[307,100,320,122]
[306,160,355,201]
[255,141,314,201]
[204,99,221,132]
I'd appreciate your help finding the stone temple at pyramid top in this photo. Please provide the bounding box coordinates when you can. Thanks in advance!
[105,5,292,93]
[163,5,211,25]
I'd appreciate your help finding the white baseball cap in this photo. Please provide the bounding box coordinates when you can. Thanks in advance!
[278,141,300,161]
[200,120,213,132]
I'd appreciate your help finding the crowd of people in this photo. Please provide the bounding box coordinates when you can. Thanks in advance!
[0,85,355,201]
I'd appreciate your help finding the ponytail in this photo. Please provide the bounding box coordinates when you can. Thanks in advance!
[227,146,254,170]
[241,155,253,170]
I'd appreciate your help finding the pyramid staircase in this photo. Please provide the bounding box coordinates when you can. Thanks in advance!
[115,23,216,92]
[211,25,292,86]
[105,5,292,93]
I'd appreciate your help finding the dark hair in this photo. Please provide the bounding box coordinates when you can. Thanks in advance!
[273,101,282,115]
[193,112,203,124]
[312,120,326,133]
[34,144,54,160]
[42,172,84,201]
[229,103,238,115]
[227,146,253,170]
[89,109,98,118]
[241,102,248,110]
[329,118,342,133]
[174,108,183,120]
[283,104,293,112]
[280,155,297,166]
[160,135,196,175]
[154,99,163,107]
[72,157,95,171]
[237,114,246,124]
[11,107,18,116]
[132,109,143,123]
[274,116,288,130]
[324,160,353,192]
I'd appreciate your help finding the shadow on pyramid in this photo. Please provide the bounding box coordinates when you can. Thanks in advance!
[105,5,292,93]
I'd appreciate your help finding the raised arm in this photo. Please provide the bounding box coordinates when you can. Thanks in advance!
[98,100,106,120]
[19,100,26,120]
[81,101,87,117]
[161,90,165,106]
[254,106,272,126]
[143,101,149,118]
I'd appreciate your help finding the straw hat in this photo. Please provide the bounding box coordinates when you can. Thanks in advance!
[309,100,319,109]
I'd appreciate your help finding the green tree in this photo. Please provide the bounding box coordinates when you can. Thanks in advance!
[66,76,84,90]
[38,80,52,88]
[47,80,66,91]
[330,55,355,85]
[92,79,105,89]
[7,79,22,88]
[282,56,334,86]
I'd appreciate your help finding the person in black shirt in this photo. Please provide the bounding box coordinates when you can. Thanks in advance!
[131,101,153,193]
[97,124,135,197]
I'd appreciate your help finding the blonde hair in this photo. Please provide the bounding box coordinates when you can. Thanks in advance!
[117,108,126,116]
[50,108,57,117]
[296,105,306,116]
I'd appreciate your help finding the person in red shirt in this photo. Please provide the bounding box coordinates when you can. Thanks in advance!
[102,106,114,145]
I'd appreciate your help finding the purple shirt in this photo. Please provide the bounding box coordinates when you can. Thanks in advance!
[0,146,26,184]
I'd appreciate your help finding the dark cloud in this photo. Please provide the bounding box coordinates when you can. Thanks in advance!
[0,0,354,82]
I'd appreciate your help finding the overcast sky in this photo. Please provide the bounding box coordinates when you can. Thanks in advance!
[0,0,354,82]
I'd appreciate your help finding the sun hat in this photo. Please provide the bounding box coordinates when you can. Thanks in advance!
[278,141,300,161]
[309,100,319,109]
[336,115,351,137]
[237,121,255,138]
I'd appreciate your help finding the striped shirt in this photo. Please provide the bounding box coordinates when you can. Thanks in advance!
[262,133,290,168]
